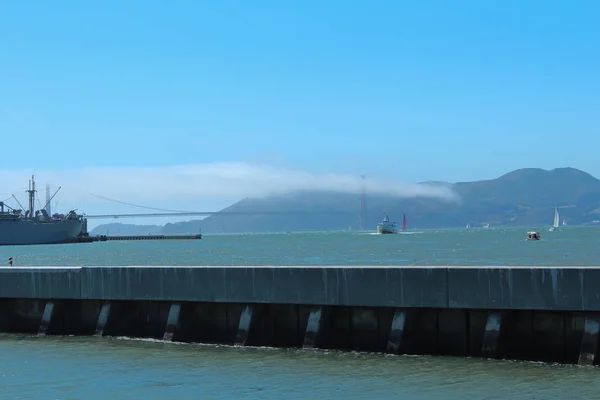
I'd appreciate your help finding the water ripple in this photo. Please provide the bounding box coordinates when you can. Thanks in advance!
[0,335,597,399]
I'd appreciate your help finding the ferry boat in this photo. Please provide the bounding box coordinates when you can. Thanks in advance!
[526,231,540,241]
[376,214,398,234]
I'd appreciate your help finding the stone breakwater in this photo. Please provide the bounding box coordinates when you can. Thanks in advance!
[1,266,599,365]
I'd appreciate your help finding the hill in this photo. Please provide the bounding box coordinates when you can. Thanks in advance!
[90,167,600,235]
[90,222,162,236]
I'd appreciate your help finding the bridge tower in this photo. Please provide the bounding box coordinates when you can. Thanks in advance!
[45,184,51,216]
[359,175,366,231]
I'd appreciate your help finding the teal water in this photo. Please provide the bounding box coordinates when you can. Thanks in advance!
[0,227,599,399]
[1,227,599,267]
[1,335,599,399]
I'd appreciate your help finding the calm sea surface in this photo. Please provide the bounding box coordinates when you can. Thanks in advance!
[1,226,598,267]
[0,227,599,399]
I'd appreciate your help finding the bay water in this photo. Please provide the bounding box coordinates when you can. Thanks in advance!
[2,226,598,267]
[0,227,598,399]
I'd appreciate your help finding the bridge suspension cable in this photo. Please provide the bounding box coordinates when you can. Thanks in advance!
[85,193,361,219]
[88,193,195,213]
[84,211,359,219]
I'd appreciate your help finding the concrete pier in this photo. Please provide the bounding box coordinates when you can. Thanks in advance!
[68,234,203,243]
[1,266,600,365]
[100,234,202,241]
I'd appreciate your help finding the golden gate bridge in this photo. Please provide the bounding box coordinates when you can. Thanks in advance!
[82,193,366,220]
[84,210,361,219]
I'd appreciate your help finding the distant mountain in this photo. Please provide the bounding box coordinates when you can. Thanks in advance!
[90,167,600,235]
[90,222,162,236]
[418,181,452,187]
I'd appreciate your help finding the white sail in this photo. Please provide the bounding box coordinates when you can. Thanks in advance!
[553,208,559,228]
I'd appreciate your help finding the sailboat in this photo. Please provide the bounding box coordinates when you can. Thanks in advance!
[402,214,407,232]
[549,207,559,231]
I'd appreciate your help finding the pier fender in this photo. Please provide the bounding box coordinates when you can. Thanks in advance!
[38,301,55,336]
[163,303,182,342]
[234,305,254,346]
[94,302,111,336]
[303,307,323,349]
[481,311,502,357]
[578,315,600,366]
[386,308,406,354]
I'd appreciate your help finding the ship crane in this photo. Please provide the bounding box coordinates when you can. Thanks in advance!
[11,195,25,213]
[0,199,18,213]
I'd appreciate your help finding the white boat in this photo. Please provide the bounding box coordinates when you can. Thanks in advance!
[376,214,397,234]
[549,207,559,231]
[466,223,471,228]
[526,231,540,241]
[482,223,490,229]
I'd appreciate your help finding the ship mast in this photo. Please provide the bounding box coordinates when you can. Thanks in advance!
[26,175,36,217]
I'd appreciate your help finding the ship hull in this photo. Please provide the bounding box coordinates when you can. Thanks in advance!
[376,226,397,234]
[0,219,85,246]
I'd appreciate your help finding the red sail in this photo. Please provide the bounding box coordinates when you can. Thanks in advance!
[403,214,407,231]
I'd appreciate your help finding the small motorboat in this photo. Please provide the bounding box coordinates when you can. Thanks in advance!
[526,231,540,241]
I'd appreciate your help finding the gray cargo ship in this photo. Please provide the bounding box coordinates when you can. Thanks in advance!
[0,176,86,246]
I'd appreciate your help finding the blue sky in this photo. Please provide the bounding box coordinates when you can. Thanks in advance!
[1,0,599,224]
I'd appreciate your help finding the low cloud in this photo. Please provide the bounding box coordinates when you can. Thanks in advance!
[0,162,457,209]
